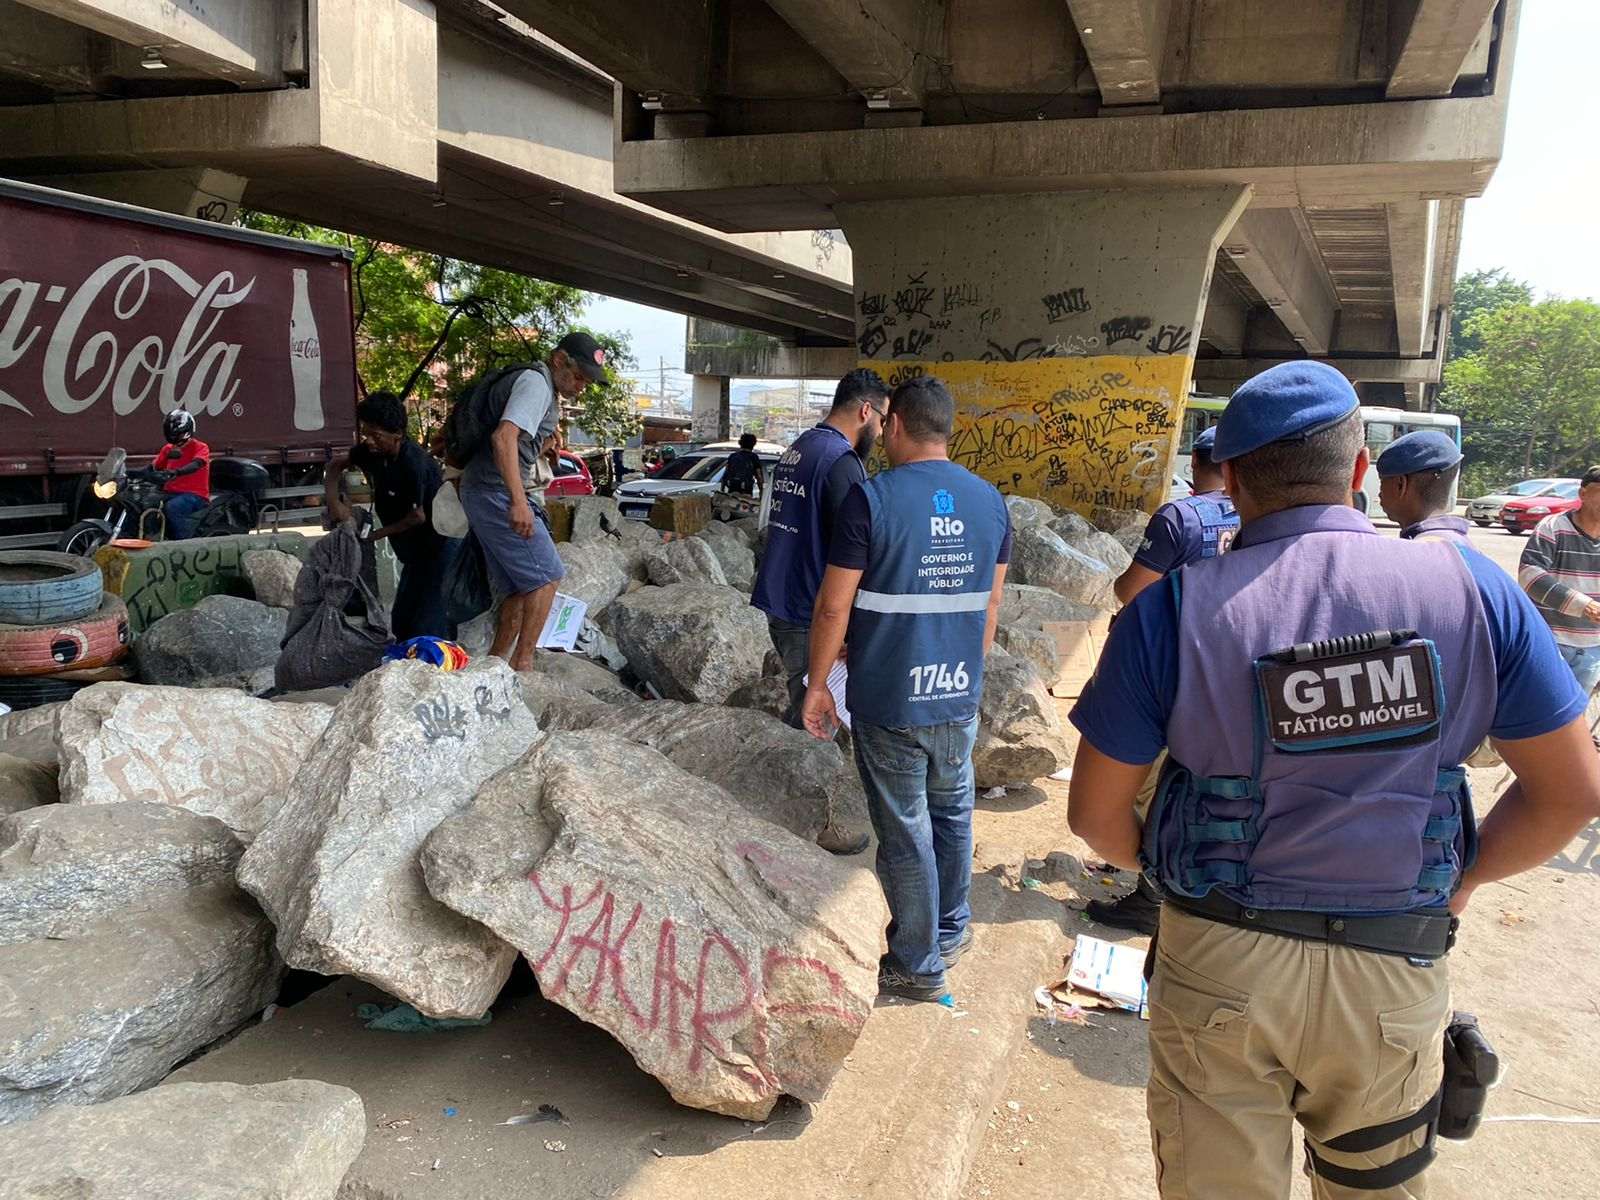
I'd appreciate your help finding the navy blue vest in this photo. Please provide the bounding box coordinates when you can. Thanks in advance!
[1144,506,1497,915]
[1400,514,1472,544]
[846,460,1008,728]
[1184,491,1239,560]
[752,424,855,626]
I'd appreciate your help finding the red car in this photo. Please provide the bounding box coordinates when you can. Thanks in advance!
[1500,479,1581,534]
[545,451,595,497]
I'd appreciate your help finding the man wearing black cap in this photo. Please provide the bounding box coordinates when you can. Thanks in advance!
[457,331,607,671]
[1375,430,1470,543]
[1067,361,1600,1197]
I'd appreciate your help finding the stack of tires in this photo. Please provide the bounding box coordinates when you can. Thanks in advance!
[0,551,132,711]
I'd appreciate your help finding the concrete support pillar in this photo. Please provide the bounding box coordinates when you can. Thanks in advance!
[837,186,1251,514]
[691,374,730,441]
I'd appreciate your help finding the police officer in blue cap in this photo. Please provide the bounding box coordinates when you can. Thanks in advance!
[1376,430,1471,544]
[1067,360,1600,1197]
[1087,423,1241,935]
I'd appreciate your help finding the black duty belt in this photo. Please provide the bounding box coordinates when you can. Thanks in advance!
[1166,891,1456,960]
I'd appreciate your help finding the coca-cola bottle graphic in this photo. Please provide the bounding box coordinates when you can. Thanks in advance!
[289,268,324,431]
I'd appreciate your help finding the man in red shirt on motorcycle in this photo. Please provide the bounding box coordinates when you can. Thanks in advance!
[153,409,211,539]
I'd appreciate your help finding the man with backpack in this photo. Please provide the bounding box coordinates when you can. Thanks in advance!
[721,432,763,498]
[451,331,608,671]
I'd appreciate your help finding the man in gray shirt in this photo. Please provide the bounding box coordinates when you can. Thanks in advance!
[458,331,607,670]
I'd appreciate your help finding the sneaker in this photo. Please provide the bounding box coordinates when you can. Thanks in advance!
[1084,877,1162,936]
[940,928,975,970]
[878,962,948,1003]
[816,820,870,856]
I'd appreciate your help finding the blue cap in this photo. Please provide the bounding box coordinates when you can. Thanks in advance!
[1375,430,1463,479]
[1192,426,1218,453]
[1212,362,1360,464]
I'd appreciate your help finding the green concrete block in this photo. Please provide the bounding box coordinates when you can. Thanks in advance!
[97,532,312,633]
[544,498,576,544]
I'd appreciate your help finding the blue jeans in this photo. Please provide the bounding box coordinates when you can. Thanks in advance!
[162,492,206,539]
[1560,643,1600,695]
[852,717,979,987]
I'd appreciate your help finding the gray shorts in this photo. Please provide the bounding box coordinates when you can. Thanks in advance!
[460,488,564,596]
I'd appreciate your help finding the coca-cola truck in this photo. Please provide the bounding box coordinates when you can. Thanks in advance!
[0,179,358,548]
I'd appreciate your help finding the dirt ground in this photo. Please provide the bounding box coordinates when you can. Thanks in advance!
[962,698,1600,1200]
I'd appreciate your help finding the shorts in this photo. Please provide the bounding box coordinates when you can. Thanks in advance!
[459,487,564,597]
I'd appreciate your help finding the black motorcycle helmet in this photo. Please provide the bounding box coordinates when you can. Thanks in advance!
[163,408,196,444]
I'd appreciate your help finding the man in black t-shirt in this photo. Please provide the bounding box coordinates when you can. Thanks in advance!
[325,392,454,640]
[721,432,763,497]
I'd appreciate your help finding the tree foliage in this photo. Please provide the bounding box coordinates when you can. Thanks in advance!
[1446,268,1535,364]
[1442,298,1600,492]
[236,212,640,446]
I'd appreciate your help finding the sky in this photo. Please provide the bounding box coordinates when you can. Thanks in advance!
[590,0,1592,393]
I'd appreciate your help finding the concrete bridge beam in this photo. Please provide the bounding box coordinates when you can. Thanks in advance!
[838,186,1250,514]
[762,0,927,110]
[1220,209,1340,357]
[1064,0,1170,106]
[1388,0,1499,99]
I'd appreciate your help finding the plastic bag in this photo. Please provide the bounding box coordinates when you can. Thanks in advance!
[275,519,393,691]
[442,532,494,628]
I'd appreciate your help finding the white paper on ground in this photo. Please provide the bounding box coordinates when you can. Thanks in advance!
[536,593,588,651]
[1067,933,1150,1018]
[802,660,852,730]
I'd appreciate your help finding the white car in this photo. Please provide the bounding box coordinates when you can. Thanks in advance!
[614,448,781,521]
[1465,478,1563,527]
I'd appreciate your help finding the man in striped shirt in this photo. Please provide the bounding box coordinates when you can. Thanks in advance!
[1520,465,1600,694]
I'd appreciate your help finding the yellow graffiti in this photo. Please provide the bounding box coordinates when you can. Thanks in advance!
[863,356,1192,515]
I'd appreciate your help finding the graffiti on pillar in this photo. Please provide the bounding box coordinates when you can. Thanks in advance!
[811,230,836,270]
[942,282,986,314]
[979,338,1065,363]
[1099,315,1153,348]
[859,357,1188,515]
[1042,287,1093,324]
[1145,324,1193,355]
[892,273,935,319]
[691,406,721,441]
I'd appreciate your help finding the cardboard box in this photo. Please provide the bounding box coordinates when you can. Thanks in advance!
[1041,617,1114,698]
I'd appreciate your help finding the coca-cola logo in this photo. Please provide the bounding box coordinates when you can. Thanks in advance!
[0,256,255,418]
[291,336,321,359]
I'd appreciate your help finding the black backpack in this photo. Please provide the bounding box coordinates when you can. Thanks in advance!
[723,449,759,493]
[442,362,549,466]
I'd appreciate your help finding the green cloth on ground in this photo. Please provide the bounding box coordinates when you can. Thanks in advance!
[356,1002,492,1032]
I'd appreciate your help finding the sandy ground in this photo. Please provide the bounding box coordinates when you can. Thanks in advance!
[963,520,1600,1200]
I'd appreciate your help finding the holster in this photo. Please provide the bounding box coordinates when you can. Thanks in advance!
[1440,1011,1500,1140]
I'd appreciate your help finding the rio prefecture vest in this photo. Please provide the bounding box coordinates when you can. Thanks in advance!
[1145,505,1497,915]
[751,424,856,626]
[846,460,1007,728]
[1400,513,1472,544]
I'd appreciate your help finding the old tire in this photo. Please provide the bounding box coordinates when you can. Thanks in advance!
[0,593,130,676]
[0,550,104,625]
[0,673,91,711]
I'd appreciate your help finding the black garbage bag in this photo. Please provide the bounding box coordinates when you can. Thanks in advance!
[275,519,393,691]
[441,531,494,629]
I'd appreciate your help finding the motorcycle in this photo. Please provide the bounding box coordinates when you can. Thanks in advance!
[57,448,263,556]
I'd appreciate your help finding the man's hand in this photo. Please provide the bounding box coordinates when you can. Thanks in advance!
[1448,882,1476,916]
[541,434,561,469]
[1585,598,1600,623]
[327,498,353,525]
[509,498,535,539]
[801,683,839,740]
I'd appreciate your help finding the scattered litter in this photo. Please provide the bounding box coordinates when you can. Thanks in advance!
[1021,877,1044,890]
[1033,984,1093,1027]
[937,993,958,1009]
[260,1004,279,1023]
[651,1148,664,1158]
[1006,1101,1020,1112]
[431,1159,441,1171]
[1064,935,1150,1018]
[1500,911,1525,927]
[1100,877,1117,887]
[375,1113,418,1130]
[526,1104,570,1126]
[982,786,1007,800]
[357,1002,492,1033]
[1049,766,1073,782]
[543,1139,567,1153]
[442,1107,458,1118]
[1091,862,1118,873]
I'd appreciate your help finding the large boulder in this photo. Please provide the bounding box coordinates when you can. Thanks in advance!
[724,675,790,721]
[1004,495,1056,527]
[607,584,772,704]
[56,684,333,844]
[554,539,633,618]
[0,755,55,817]
[974,648,1071,788]
[584,701,842,841]
[0,806,282,1123]
[697,524,757,591]
[0,1080,366,1199]
[237,660,535,1019]
[1054,522,1133,575]
[421,731,887,1120]
[645,537,728,587]
[1008,524,1117,610]
[0,803,243,947]
[997,583,1106,630]
[240,549,304,609]
[1111,523,1148,558]
[516,672,612,731]
[547,495,624,544]
[994,624,1061,687]
[0,703,63,764]
[1092,505,1149,535]
[526,648,638,704]
[135,595,287,687]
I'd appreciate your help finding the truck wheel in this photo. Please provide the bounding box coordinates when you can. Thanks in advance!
[56,520,115,559]
[0,594,129,676]
[0,549,105,625]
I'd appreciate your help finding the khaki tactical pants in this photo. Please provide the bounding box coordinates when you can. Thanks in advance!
[1147,904,1449,1199]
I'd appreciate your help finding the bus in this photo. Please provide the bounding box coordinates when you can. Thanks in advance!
[1176,394,1462,517]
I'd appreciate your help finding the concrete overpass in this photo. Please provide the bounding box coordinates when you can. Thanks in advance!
[0,0,853,343]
